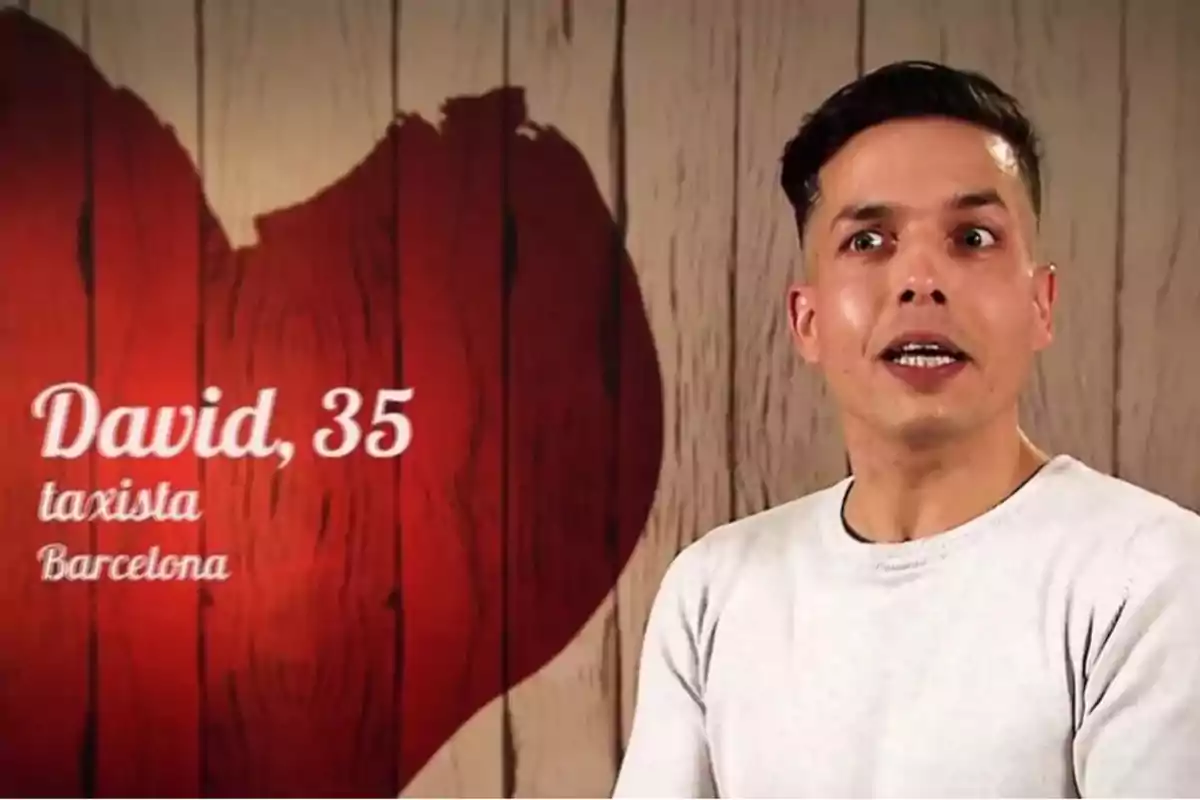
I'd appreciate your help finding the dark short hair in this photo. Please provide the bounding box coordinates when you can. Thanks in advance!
[779,60,1043,242]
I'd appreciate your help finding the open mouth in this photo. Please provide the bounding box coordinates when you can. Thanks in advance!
[880,338,969,369]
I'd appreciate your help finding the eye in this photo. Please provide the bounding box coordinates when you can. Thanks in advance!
[957,226,998,249]
[844,229,886,253]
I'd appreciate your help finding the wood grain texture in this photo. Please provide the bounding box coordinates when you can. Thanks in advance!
[87,0,200,163]
[504,1,623,795]
[200,0,397,795]
[862,0,1123,472]
[615,0,736,748]
[1118,0,1200,511]
[733,0,857,518]
[88,1,201,794]
[201,0,394,249]
[395,2,505,796]
[0,4,91,795]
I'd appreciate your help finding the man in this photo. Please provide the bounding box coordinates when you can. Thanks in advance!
[613,60,1200,798]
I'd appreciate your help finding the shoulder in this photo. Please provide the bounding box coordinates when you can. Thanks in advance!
[1063,475,1200,706]
[1116,498,1200,602]
[1049,458,1200,614]
[1057,457,1200,550]
[1026,456,1198,549]
[674,480,841,571]
[1032,455,1184,520]
[651,480,845,624]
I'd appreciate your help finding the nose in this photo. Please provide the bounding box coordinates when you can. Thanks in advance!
[899,285,947,305]
[894,246,948,306]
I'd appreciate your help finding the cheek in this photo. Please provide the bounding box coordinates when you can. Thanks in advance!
[971,286,1040,370]
[817,281,878,356]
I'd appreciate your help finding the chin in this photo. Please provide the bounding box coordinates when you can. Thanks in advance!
[888,413,967,448]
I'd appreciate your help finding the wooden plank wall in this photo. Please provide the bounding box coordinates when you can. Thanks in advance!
[0,0,1197,797]
[1120,1,1200,515]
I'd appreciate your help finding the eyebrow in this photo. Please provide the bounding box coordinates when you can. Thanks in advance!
[951,189,1007,211]
[829,189,1008,230]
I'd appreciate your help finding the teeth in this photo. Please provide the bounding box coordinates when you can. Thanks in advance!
[894,354,957,368]
[899,343,948,354]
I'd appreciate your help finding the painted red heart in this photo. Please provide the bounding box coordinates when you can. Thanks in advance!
[0,10,663,797]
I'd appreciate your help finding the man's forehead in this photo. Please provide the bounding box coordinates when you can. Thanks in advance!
[829,189,1010,224]
[810,121,1032,222]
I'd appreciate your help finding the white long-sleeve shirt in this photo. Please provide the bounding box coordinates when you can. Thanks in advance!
[613,455,1200,798]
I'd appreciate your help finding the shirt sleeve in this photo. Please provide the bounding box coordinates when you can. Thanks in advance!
[1074,509,1200,797]
[612,544,716,798]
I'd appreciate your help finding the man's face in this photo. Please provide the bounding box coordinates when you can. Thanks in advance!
[788,117,1056,447]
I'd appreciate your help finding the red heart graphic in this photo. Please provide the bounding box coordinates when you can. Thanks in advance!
[0,10,663,797]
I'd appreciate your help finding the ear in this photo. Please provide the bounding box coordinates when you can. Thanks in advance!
[1030,261,1057,351]
[788,282,821,364]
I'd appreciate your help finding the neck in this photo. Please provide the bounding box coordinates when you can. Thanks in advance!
[842,410,1049,543]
